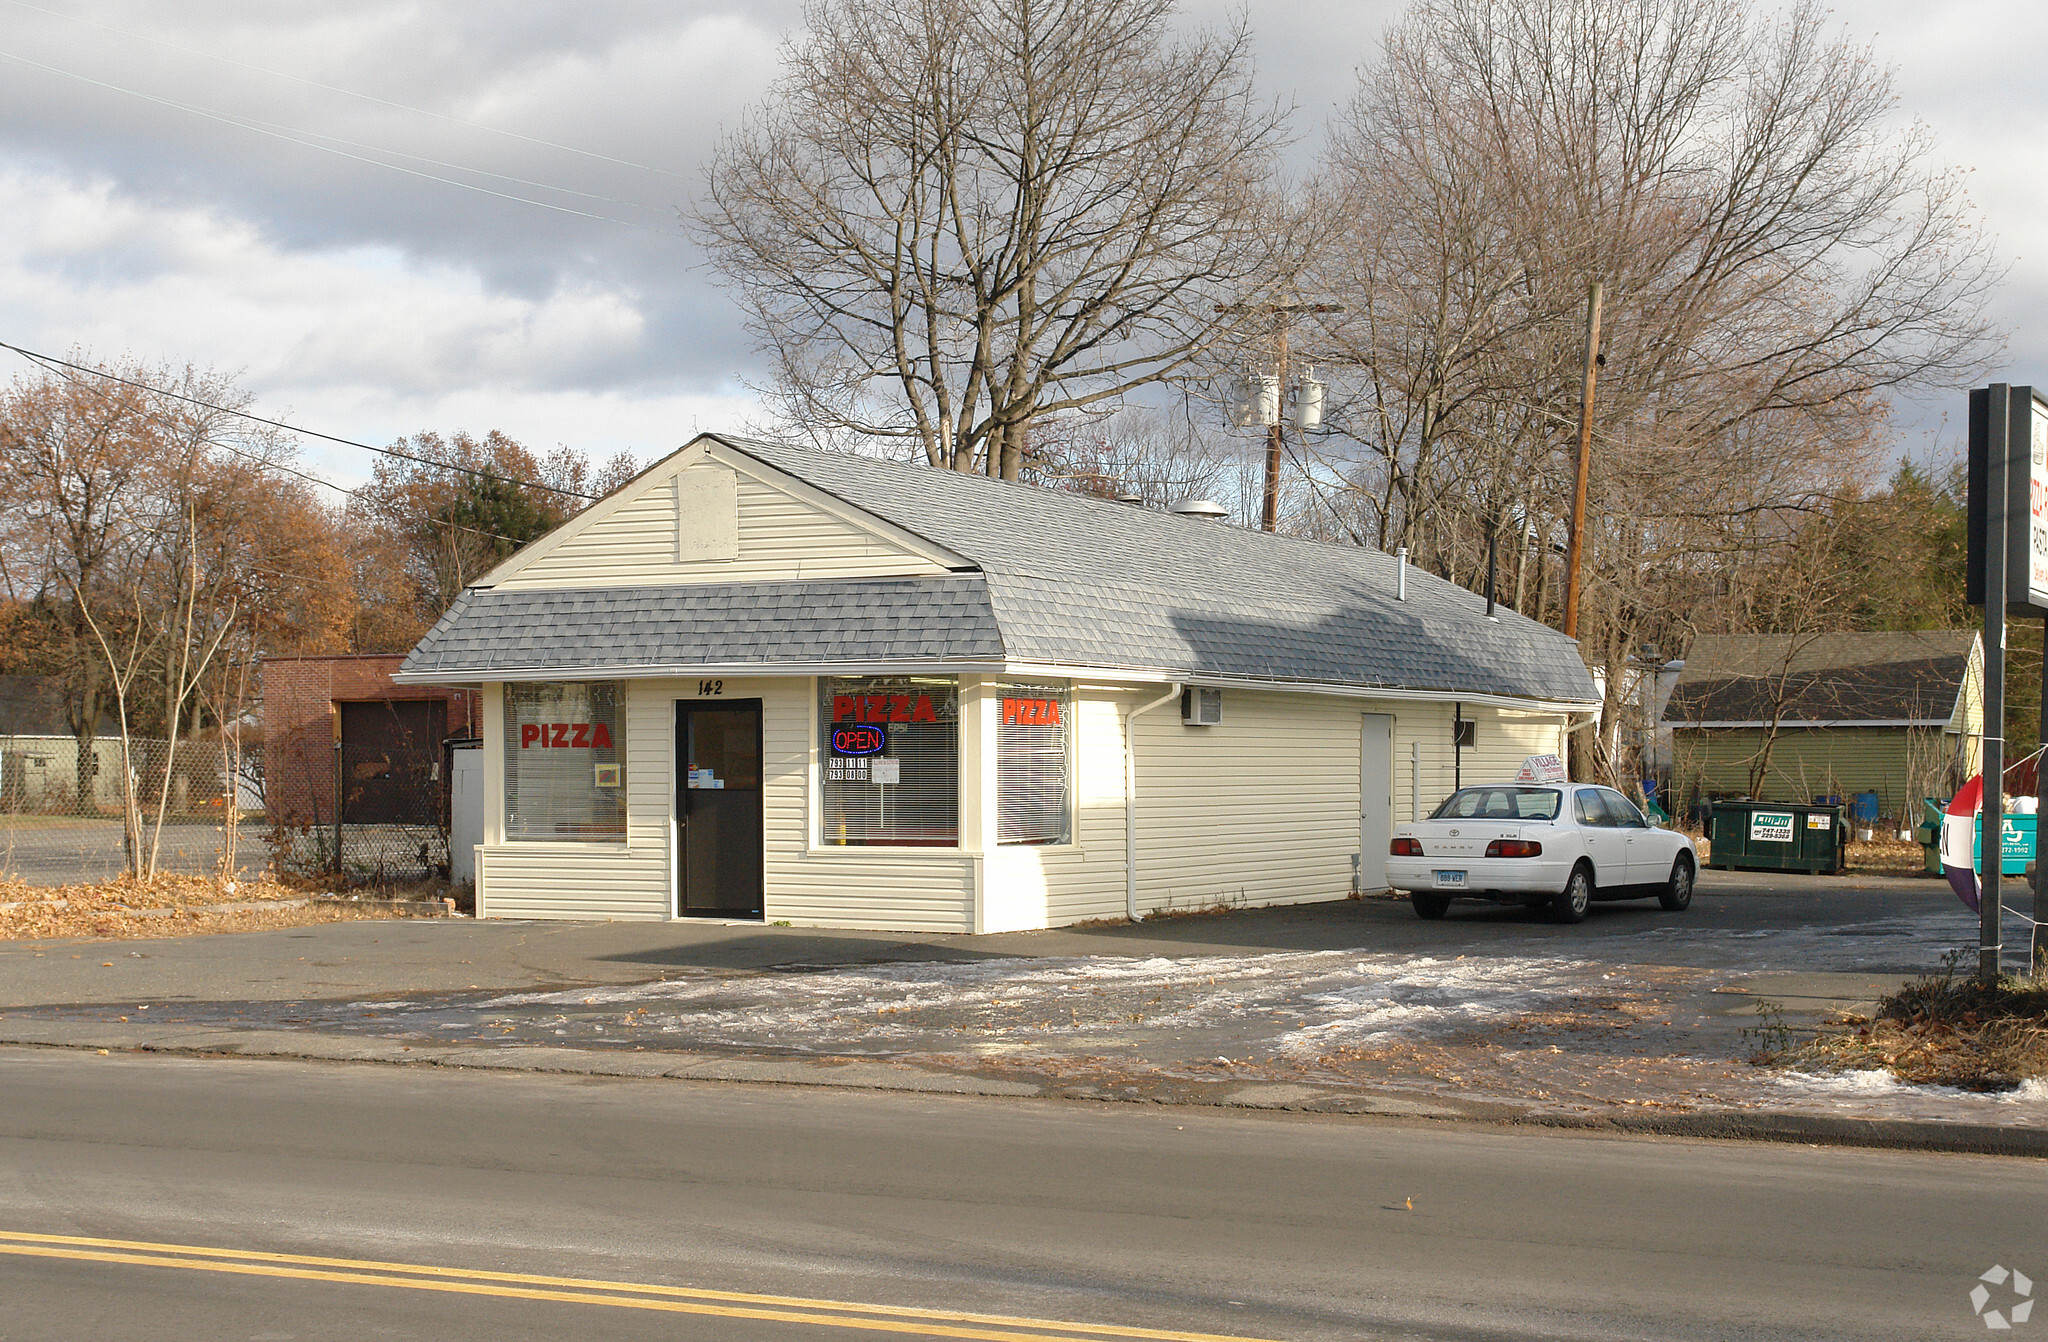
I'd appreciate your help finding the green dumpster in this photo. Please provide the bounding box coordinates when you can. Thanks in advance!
[1971,811,2035,877]
[1705,800,1847,875]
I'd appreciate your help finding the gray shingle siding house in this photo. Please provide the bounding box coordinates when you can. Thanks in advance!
[398,433,1598,931]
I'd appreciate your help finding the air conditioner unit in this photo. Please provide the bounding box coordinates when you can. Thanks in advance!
[1181,687,1222,726]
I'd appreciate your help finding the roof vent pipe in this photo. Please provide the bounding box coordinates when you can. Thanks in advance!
[1113,493,1146,506]
[1396,546,1408,601]
[1169,499,1229,520]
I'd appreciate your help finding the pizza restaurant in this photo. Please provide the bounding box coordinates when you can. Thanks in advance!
[469,667,1104,929]
[396,432,1598,932]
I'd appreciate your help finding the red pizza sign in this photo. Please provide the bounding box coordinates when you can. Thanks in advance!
[831,693,940,724]
[1001,698,1062,726]
[520,722,615,749]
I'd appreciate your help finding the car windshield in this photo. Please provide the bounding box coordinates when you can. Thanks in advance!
[1429,787,1562,822]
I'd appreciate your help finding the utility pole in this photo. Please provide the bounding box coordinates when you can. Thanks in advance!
[1563,281,1603,640]
[1265,321,1288,533]
[2036,621,2046,973]
[1217,302,1342,533]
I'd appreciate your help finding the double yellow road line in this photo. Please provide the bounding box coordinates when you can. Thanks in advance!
[0,1230,1282,1342]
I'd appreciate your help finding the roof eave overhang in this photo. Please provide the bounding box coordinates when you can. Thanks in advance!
[397,657,1598,716]
[392,658,1008,686]
[1668,718,1951,730]
[998,662,1598,715]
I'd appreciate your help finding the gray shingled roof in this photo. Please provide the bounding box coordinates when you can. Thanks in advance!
[1664,631,1976,725]
[402,576,1004,678]
[401,433,1598,705]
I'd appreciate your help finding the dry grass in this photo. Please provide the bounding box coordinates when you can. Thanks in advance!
[1767,955,2048,1091]
[0,872,410,942]
[1844,834,1930,875]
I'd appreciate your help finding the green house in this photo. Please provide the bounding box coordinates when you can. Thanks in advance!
[1662,631,1983,825]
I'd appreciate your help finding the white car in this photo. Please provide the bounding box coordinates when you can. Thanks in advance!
[1385,783,1697,923]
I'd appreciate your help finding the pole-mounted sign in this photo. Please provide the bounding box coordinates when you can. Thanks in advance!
[1970,385,2048,614]
[1966,383,2048,986]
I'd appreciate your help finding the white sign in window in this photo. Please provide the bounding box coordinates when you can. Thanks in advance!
[504,681,626,841]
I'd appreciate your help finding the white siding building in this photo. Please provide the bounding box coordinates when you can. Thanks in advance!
[396,435,1599,932]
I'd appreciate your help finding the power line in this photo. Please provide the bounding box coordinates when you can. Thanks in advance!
[0,48,666,232]
[0,0,689,181]
[13,348,548,555]
[0,340,597,502]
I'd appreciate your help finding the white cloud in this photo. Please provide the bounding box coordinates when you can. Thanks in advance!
[0,165,758,478]
[0,0,2041,476]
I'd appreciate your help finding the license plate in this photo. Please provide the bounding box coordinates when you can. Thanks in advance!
[1434,870,1467,888]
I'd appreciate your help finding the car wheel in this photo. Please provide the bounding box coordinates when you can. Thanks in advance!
[1659,856,1694,912]
[1411,891,1451,920]
[1552,864,1591,924]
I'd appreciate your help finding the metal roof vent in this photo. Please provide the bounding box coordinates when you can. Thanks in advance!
[1113,493,1147,506]
[1169,499,1229,520]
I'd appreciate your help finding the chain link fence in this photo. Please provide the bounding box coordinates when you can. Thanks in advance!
[267,740,451,885]
[0,734,263,886]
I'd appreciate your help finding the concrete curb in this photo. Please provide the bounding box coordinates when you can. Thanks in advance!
[1512,1109,2048,1158]
[2,1019,2041,1156]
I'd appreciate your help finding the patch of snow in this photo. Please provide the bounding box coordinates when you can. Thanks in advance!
[1774,1069,2048,1106]
[1775,1069,1911,1096]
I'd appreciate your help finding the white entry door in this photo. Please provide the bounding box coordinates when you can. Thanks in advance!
[1359,714,1395,891]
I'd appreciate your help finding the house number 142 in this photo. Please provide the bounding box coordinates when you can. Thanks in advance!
[696,680,724,696]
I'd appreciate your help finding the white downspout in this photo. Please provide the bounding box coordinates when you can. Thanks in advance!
[1124,683,1183,922]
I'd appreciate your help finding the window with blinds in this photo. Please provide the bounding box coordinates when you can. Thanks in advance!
[818,677,959,846]
[996,681,1072,846]
[503,681,626,841]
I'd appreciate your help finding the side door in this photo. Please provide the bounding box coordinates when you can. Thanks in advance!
[1572,787,1627,890]
[1358,714,1395,892]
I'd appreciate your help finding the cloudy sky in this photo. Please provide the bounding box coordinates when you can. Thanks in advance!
[0,0,2041,490]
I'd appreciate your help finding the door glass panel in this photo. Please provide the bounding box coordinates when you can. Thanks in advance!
[686,709,760,790]
[1575,788,1613,827]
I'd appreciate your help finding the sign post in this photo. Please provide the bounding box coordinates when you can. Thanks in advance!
[2023,387,2048,976]
[1968,384,2048,984]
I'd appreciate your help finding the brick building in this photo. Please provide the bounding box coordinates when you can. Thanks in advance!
[261,654,476,826]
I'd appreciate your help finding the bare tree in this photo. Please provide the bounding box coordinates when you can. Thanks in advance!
[0,358,158,806]
[695,0,1300,479]
[1022,408,1250,510]
[1297,0,2002,780]
[1,356,352,874]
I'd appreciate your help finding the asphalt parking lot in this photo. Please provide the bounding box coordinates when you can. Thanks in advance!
[0,819,244,885]
[7,865,2042,1135]
[0,864,1982,1008]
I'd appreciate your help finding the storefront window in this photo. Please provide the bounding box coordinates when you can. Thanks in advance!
[996,681,1072,845]
[504,681,626,841]
[819,677,958,846]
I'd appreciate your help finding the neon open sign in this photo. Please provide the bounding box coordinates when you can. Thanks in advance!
[831,725,886,756]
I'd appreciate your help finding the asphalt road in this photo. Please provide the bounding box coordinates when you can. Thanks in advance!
[0,1047,2037,1341]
